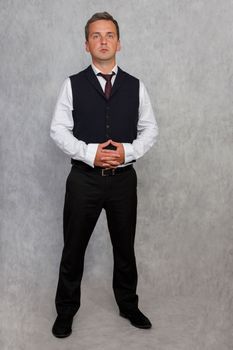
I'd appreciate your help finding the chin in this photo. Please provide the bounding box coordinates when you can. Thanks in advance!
[97,55,112,61]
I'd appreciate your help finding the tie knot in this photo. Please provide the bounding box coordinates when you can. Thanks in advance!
[97,72,115,82]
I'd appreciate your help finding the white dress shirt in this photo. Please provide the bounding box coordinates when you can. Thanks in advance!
[50,64,158,167]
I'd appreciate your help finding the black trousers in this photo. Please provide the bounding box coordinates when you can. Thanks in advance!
[55,164,139,317]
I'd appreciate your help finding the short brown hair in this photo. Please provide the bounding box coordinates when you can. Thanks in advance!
[85,12,120,41]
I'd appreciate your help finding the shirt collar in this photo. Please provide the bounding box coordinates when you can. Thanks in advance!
[91,63,118,76]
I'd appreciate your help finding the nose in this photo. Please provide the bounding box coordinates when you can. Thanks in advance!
[100,36,107,44]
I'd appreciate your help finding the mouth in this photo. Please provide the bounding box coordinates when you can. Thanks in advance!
[100,48,109,53]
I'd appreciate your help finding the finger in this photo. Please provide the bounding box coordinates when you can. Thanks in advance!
[101,155,120,161]
[101,150,120,156]
[101,154,120,159]
[104,160,120,166]
[99,139,111,148]
[102,162,119,168]
[108,140,119,147]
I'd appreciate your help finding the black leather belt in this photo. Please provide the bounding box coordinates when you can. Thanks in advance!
[72,160,133,176]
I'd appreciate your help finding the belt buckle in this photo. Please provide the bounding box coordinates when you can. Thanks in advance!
[101,168,115,176]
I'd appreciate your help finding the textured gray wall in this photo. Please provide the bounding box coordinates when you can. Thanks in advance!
[1,1,233,349]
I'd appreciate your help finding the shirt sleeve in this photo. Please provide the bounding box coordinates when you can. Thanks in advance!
[122,80,158,163]
[50,78,98,167]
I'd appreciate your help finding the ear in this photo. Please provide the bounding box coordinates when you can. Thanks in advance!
[116,40,121,52]
[85,41,90,52]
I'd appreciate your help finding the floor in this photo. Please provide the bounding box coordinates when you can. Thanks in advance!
[1,282,231,350]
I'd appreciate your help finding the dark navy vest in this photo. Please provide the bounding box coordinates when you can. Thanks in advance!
[69,65,139,147]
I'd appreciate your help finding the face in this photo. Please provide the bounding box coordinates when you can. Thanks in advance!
[85,20,121,64]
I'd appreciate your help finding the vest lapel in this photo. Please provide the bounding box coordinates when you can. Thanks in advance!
[110,67,126,98]
[85,65,106,98]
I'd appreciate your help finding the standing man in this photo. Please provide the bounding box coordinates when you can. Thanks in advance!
[50,12,158,338]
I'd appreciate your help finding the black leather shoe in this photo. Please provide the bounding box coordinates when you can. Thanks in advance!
[120,308,152,329]
[52,315,73,338]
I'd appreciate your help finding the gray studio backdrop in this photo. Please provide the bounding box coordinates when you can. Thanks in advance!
[1,1,233,350]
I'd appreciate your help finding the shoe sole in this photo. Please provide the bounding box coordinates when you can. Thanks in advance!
[119,312,152,329]
[52,329,72,338]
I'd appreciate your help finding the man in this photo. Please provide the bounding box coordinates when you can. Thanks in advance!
[50,12,158,338]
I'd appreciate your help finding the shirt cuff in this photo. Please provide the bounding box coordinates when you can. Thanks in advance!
[85,143,99,167]
[122,143,135,164]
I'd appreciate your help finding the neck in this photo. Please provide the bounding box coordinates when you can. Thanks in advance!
[92,58,116,74]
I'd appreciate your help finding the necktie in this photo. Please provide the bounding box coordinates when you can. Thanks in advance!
[97,72,115,99]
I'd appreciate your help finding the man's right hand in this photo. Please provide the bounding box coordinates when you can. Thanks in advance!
[94,140,121,168]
